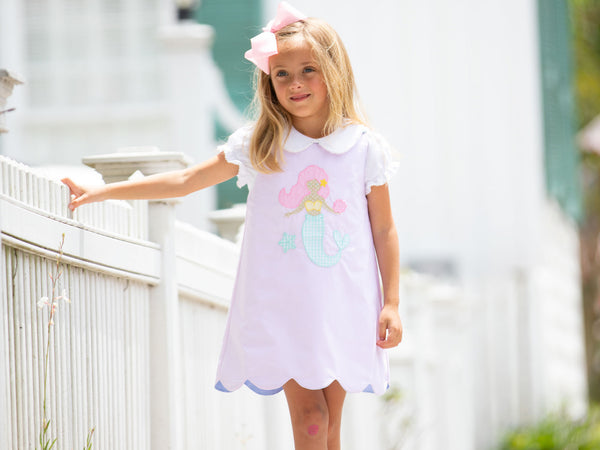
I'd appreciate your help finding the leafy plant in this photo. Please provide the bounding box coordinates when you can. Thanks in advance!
[37,234,69,450]
[37,234,94,449]
[499,407,600,450]
[83,428,95,450]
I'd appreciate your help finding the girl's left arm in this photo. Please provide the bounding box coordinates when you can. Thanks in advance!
[367,184,403,349]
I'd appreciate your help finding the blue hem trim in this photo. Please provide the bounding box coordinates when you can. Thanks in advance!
[244,380,283,395]
[214,381,230,393]
[215,380,283,395]
[215,380,389,395]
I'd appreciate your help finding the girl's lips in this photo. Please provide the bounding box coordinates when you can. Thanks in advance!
[290,93,310,102]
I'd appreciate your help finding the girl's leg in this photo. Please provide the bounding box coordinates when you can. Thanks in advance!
[283,379,329,449]
[283,379,347,450]
[323,381,346,450]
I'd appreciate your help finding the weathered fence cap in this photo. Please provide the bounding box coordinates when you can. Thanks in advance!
[83,147,192,184]
[0,69,24,134]
[0,69,24,86]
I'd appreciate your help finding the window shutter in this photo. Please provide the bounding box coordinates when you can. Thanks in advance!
[195,0,262,111]
[537,0,582,221]
[196,0,261,209]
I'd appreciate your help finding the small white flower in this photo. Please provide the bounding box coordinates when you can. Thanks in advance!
[58,289,70,303]
[37,296,50,309]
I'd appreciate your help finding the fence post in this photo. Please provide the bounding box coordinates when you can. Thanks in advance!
[147,198,184,450]
[83,149,190,450]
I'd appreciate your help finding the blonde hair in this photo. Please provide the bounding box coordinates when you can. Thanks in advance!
[248,18,365,173]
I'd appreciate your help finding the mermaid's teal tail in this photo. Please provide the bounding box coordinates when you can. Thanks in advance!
[302,214,349,267]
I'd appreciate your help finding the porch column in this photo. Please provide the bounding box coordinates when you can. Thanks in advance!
[158,22,216,230]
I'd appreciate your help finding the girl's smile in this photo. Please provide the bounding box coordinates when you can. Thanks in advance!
[269,43,329,138]
[290,93,310,102]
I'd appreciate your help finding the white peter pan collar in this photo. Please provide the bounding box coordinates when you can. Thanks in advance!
[284,123,367,154]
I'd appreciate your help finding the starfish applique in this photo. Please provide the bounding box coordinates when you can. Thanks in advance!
[278,232,296,253]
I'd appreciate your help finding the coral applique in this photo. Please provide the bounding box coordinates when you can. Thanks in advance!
[279,165,349,267]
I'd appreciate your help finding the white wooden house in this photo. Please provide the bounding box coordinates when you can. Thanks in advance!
[0,0,587,449]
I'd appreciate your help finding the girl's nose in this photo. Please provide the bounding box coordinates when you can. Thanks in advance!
[290,74,303,88]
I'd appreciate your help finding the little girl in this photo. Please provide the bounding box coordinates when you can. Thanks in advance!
[62,2,402,448]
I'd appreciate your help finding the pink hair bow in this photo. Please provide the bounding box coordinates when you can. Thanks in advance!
[244,2,307,74]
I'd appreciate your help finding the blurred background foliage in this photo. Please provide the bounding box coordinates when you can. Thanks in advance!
[574,0,600,404]
[572,0,600,128]
[499,407,600,450]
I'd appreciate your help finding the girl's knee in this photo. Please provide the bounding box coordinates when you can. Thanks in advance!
[297,402,329,438]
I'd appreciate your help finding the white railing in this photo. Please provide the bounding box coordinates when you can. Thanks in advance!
[0,155,158,450]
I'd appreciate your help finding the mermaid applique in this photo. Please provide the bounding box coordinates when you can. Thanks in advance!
[278,165,349,267]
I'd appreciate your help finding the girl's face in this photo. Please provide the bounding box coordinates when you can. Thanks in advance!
[269,42,329,138]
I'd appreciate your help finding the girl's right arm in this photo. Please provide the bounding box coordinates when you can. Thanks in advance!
[62,152,238,211]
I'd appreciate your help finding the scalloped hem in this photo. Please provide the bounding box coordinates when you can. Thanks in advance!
[215,379,389,396]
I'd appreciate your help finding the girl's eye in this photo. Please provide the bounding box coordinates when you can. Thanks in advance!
[275,70,288,77]
[303,67,316,73]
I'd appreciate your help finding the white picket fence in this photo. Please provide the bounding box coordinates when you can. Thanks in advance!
[0,155,157,449]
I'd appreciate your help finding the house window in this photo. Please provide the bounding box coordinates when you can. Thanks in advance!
[537,0,582,221]
[24,0,160,110]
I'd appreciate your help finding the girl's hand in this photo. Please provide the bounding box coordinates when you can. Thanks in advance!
[376,304,403,349]
[61,177,102,211]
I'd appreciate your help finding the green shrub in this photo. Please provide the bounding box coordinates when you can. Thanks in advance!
[499,408,600,450]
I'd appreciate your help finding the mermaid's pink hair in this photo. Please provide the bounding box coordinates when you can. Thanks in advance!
[279,165,346,213]
[279,165,329,208]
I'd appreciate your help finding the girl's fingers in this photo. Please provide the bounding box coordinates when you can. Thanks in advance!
[376,316,403,348]
[377,319,390,348]
[61,177,75,192]
[61,177,84,197]
[68,193,89,210]
[377,333,401,348]
[378,319,388,342]
[61,178,91,210]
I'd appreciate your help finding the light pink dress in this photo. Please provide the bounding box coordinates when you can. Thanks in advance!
[215,123,398,395]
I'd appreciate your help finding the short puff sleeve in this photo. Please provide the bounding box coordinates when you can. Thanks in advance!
[217,124,257,189]
[364,131,399,195]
